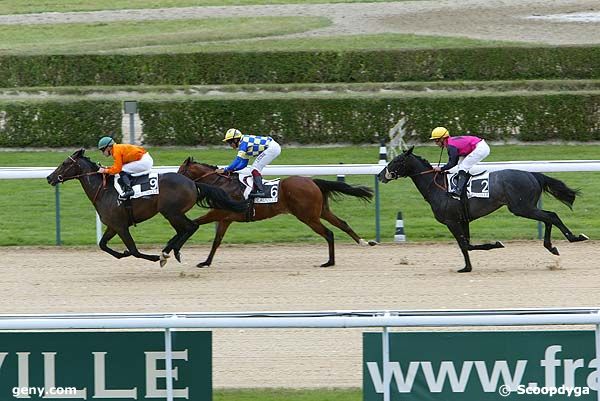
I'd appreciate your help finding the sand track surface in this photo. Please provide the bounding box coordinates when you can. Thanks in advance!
[1,241,598,387]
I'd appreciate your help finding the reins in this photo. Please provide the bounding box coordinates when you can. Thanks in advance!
[409,169,447,191]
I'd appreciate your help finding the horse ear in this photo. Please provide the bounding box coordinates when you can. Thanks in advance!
[183,156,192,165]
[405,146,414,155]
[73,148,85,158]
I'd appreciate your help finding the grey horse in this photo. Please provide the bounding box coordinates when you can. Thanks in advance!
[378,146,588,272]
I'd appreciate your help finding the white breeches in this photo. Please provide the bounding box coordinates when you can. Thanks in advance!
[122,153,154,176]
[457,140,490,172]
[251,141,281,173]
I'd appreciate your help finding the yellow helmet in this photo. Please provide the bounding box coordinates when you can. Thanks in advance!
[430,126,450,140]
[223,128,242,142]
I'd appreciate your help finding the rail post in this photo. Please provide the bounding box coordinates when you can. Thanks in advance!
[54,185,61,245]
[375,140,387,242]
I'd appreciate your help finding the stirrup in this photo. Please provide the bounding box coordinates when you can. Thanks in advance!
[248,191,265,198]
[119,190,134,201]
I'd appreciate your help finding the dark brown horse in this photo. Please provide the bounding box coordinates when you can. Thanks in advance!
[178,157,377,267]
[46,149,247,266]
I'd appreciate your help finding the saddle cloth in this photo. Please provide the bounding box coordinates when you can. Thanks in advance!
[114,172,159,199]
[237,170,280,204]
[446,171,490,199]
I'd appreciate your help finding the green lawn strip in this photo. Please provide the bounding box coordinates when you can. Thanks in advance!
[3,88,600,102]
[4,80,600,97]
[214,388,361,401]
[0,145,597,246]
[0,0,408,15]
[0,17,330,55]
[100,33,523,55]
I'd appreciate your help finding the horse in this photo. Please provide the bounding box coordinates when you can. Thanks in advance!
[377,146,588,273]
[177,157,378,267]
[46,149,248,266]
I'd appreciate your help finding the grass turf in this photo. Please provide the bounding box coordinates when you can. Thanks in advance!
[0,144,597,247]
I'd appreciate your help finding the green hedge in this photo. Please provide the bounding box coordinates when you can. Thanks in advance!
[1,46,600,86]
[0,101,122,147]
[1,93,598,148]
[139,93,600,145]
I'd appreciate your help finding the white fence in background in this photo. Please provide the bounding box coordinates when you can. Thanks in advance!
[2,160,600,244]
[0,307,599,401]
[3,160,600,179]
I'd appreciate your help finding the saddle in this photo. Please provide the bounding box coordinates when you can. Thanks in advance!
[235,169,280,204]
[446,171,490,199]
[114,172,159,200]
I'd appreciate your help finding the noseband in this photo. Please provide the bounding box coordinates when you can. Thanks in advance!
[57,156,99,182]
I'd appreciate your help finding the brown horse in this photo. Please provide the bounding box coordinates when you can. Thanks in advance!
[46,149,248,266]
[178,157,377,267]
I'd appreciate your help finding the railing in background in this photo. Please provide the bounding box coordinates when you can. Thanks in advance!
[0,307,599,401]
[2,160,600,245]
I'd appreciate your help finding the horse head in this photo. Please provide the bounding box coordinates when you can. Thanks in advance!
[377,146,418,183]
[178,157,218,180]
[46,148,98,186]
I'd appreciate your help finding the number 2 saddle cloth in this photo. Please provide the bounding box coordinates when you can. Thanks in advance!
[446,171,491,199]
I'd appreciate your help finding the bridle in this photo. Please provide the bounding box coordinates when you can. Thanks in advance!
[56,155,106,201]
[56,156,98,182]
[181,162,231,184]
[385,165,447,191]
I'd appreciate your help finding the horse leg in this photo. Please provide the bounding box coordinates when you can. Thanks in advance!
[117,228,161,263]
[99,227,130,259]
[468,242,505,251]
[508,206,587,255]
[160,212,200,266]
[298,218,335,267]
[197,221,232,268]
[320,209,377,246]
[446,221,473,273]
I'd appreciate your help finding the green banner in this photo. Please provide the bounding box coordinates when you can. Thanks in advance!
[364,331,598,400]
[0,331,211,400]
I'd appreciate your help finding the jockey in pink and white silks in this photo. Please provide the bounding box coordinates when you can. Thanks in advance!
[430,126,490,197]
[216,128,282,198]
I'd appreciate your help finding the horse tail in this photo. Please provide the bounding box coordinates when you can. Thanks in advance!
[312,179,373,210]
[532,172,580,210]
[195,182,248,212]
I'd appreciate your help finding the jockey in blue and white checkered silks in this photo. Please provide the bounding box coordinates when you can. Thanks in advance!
[216,128,282,198]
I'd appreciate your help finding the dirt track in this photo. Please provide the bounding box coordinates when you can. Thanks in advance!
[1,241,598,387]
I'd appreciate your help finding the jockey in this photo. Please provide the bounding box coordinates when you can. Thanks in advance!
[216,128,281,198]
[430,127,490,197]
[97,136,154,200]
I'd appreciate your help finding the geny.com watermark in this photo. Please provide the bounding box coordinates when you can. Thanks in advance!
[499,384,591,397]
[12,386,77,398]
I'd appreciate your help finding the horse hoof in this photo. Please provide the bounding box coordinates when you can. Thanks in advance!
[174,251,182,263]
[159,254,168,267]
[320,262,334,268]
[123,250,131,257]
[495,241,505,248]
[579,234,589,241]
[550,247,560,256]
[196,262,210,268]
[368,240,378,246]
[161,251,170,259]
[457,266,472,273]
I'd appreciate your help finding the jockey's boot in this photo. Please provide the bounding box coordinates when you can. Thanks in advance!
[449,170,468,197]
[118,173,135,200]
[249,174,266,198]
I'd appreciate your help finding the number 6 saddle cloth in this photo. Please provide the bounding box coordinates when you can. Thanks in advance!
[236,170,280,204]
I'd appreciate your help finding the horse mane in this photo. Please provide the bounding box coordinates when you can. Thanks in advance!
[410,153,433,170]
[79,155,99,171]
[198,162,219,170]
